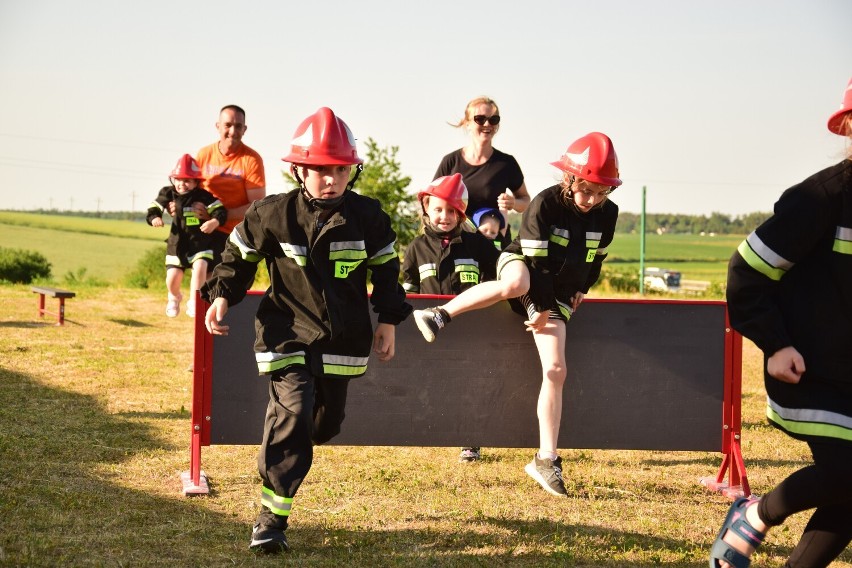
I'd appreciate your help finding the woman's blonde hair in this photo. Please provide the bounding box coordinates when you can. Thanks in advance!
[450,96,500,128]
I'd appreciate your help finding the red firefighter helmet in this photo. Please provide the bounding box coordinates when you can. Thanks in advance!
[418,173,469,219]
[550,132,622,187]
[282,107,363,166]
[169,154,204,180]
[827,77,852,135]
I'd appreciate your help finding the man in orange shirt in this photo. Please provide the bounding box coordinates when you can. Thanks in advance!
[195,104,266,265]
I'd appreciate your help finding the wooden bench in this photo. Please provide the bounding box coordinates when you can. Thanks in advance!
[31,286,76,325]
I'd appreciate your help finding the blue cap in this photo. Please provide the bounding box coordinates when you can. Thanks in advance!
[471,207,505,229]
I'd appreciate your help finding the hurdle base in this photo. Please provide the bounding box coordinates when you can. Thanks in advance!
[699,476,748,500]
[180,470,210,496]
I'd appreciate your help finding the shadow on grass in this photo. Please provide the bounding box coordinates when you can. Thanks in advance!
[107,318,153,327]
[0,366,250,566]
[0,365,818,567]
[0,318,84,329]
[285,516,797,567]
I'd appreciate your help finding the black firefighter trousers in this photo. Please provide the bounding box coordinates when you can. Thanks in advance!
[256,367,350,529]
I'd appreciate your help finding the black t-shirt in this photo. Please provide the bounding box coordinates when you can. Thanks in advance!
[434,148,524,216]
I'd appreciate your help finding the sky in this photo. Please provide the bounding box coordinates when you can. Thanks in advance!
[0,0,850,217]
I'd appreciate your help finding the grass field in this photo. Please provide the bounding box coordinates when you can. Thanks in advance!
[0,213,849,565]
[1,285,850,567]
[0,212,740,288]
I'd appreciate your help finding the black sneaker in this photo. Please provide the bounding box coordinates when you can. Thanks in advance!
[413,307,449,342]
[524,454,567,497]
[249,524,289,554]
[458,447,481,463]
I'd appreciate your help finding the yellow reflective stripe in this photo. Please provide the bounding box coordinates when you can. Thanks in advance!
[833,226,852,255]
[834,240,852,254]
[497,252,524,277]
[280,243,307,267]
[368,242,398,266]
[229,231,263,263]
[454,258,480,275]
[261,487,293,516]
[521,239,547,257]
[149,201,164,212]
[255,351,307,374]
[767,401,852,442]
[403,282,419,292]
[322,354,369,376]
[206,200,224,214]
[165,255,181,266]
[596,245,609,255]
[329,240,368,261]
[737,240,785,281]
[187,250,214,263]
[550,227,570,247]
[585,231,602,248]
[418,263,436,281]
[556,301,573,321]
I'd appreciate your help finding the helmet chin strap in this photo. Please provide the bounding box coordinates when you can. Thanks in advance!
[295,163,364,210]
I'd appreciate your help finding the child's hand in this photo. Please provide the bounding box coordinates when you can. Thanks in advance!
[151,218,164,228]
[205,298,230,335]
[524,310,549,333]
[200,219,220,234]
[373,323,396,362]
[767,346,805,384]
[193,202,211,220]
[571,291,585,311]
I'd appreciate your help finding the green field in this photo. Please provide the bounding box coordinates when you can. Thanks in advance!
[0,212,163,283]
[0,212,744,287]
[605,233,742,283]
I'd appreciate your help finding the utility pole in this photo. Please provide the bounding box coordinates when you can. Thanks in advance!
[640,186,646,295]
[130,191,137,211]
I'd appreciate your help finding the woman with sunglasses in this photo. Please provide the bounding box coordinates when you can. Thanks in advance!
[414,132,622,496]
[434,96,531,464]
[434,96,531,252]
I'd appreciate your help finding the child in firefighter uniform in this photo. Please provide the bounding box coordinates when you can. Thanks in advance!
[708,78,852,568]
[402,173,501,463]
[147,154,226,317]
[412,133,621,497]
[201,108,412,554]
[402,173,500,296]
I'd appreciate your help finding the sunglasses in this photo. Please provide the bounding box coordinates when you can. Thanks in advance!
[472,114,501,126]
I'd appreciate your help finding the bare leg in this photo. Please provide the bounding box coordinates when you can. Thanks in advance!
[188,259,208,307]
[531,319,567,455]
[441,260,529,318]
[166,267,183,302]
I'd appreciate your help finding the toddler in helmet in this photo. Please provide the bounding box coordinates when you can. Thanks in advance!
[146,154,226,317]
[412,132,622,498]
[201,107,412,554]
[471,207,508,250]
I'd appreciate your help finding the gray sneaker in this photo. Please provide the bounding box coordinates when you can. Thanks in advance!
[458,447,481,463]
[249,524,289,554]
[524,454,567,497]
[413,307,449,343]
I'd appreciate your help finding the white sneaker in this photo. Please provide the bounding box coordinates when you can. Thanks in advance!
[165,298,180,318]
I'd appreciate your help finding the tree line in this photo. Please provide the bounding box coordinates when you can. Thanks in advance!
[19,140,772,247]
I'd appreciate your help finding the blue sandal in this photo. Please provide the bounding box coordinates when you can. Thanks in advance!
[709,497,766,568]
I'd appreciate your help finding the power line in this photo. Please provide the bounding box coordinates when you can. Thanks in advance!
[0,132,183,154]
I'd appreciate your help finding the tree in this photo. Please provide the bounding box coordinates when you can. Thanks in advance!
[281,137,418,249]
[355,138,418,249]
